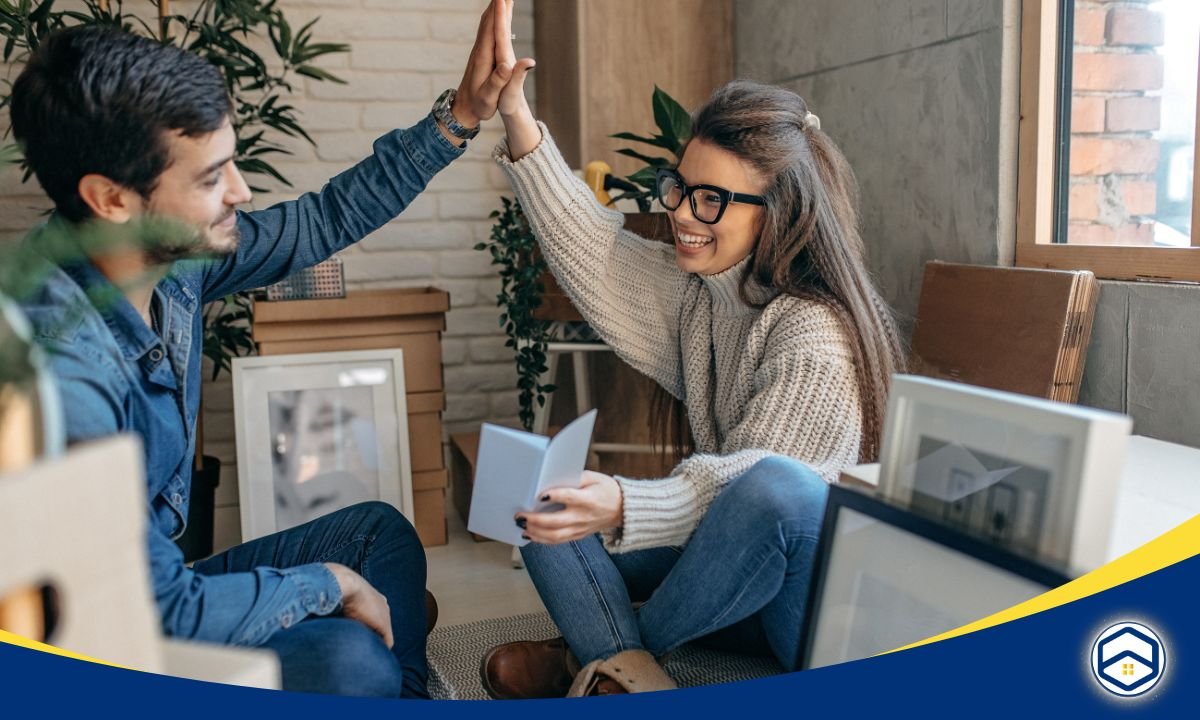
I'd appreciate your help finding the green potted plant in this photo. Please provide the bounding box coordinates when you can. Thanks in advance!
[0,0,348,560]
[476,86,689,430]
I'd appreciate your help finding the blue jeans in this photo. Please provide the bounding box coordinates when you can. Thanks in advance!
[522,456,828,672]
[193,502,428,698]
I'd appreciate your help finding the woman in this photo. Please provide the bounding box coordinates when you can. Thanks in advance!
[482,44,904,698]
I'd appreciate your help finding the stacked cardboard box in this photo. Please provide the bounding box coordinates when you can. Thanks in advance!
[253,287,451,546]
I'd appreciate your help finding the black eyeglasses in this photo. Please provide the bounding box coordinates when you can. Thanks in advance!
[654,168,767,225]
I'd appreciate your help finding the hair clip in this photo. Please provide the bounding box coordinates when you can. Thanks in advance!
[805,111,821,131]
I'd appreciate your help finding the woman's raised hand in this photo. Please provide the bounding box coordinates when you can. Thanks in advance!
[487,0,540,160]
[452,0,519,128]
[497,16,535,119]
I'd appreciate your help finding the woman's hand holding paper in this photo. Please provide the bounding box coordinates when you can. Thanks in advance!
[516,471,623,545]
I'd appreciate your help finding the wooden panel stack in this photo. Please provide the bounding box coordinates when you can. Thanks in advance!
[909,262,1100,403]
[253,288,451,546]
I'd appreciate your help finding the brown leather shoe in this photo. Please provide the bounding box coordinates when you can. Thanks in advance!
[425,590,438,636]
[480,637,580,700]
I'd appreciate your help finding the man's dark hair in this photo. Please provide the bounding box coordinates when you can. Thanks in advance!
[11,26,233,222]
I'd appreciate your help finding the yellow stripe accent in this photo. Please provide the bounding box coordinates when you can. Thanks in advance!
[0,629,124,668]
[888,512,1200,654]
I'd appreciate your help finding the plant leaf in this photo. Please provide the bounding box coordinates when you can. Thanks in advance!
[652,85,690,157]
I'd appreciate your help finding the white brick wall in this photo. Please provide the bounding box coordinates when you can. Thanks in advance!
[206,1,536,547]
[254,0,534,428]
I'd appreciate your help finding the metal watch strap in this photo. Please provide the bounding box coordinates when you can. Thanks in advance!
[433,88,479,140]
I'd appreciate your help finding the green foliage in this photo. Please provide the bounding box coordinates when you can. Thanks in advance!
[608,85,690,211]
[202,292,255,381]
[0,0,348,379]
[474,197,554,431]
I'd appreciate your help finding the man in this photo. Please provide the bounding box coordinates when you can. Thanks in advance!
[11,0,517,698]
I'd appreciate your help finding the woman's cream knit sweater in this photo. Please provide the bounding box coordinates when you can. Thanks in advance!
[494,126,864,553]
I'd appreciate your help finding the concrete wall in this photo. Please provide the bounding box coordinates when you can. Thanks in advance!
[735,0,1014,327]
[1082,281,1200,447]
[735,0,1199,448]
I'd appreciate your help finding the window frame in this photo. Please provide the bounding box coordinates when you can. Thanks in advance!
[1016,0,1200,282]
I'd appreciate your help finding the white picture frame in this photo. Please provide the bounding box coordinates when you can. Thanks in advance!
[877,375,1132,571]
[232,350,413,542]
[800,485,1070,670]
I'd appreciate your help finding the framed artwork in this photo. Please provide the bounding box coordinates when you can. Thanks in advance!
[800,484,1072,671]
[876,375,1132,571]
[233,350,413,541]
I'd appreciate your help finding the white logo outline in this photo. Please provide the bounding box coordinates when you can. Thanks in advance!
[1090,621,1166,698]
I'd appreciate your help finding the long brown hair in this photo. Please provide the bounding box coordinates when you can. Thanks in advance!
[652,80,905,466]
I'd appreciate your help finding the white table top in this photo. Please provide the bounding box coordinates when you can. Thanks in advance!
[1108,435,1200,559]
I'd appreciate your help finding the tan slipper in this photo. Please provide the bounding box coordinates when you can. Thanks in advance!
[566,649,677,697]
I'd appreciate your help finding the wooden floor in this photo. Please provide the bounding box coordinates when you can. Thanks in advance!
[425,509,546,627]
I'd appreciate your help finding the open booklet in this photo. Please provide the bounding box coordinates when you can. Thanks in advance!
[467,410,597,546]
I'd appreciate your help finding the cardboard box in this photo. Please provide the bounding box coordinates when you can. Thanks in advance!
[254,287,449,394]
[449,431,488,542]
[252,314,445,343]
[413,468,449,491]
[253,287,450,323]
[251,288,451,546]
[256,333,443,393]
[408,391,446,473]
[413,488,447,547]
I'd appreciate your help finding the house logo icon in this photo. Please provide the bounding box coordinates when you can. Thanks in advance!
[1090,622,1166,697]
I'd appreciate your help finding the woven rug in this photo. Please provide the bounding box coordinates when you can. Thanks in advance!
[427,611,782,700]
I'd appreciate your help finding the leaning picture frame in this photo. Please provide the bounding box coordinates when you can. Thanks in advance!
[799,484,1072,671]
[876,375,1132,572]
[232,350,413,542]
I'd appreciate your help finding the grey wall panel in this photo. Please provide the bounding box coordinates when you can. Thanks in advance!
[780,29,1004,320]
[947,0,1004,37]
[1078,282,1130,415]
[735,0,949,83]
[1124,284,1200,447]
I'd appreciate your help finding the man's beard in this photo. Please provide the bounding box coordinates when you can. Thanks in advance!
[143,212,240,265]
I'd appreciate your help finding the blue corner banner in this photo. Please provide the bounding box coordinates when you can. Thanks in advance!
[3,519,1197,718]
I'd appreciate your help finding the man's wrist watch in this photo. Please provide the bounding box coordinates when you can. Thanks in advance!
[432,88,480,141]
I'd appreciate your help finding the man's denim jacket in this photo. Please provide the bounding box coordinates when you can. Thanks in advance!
[17,114,464,646]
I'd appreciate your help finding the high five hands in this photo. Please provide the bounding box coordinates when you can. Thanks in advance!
[451,0,536,132]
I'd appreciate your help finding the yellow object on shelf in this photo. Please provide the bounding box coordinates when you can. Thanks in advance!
[585,161,613,206]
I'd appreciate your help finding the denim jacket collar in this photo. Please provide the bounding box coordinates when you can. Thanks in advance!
[58,260,164,364]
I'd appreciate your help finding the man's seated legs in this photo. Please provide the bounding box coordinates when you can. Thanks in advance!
[193,501,429,698]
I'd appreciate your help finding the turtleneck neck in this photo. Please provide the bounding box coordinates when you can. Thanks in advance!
[699,255,779,316]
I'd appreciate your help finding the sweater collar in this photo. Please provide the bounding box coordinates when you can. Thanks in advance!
[700,255,779,316]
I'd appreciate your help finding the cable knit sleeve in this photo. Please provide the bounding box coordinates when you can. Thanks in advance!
[603,300,864,553]
[494,124,689,398]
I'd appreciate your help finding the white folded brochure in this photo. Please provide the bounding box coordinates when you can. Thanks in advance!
[467,409,597,546]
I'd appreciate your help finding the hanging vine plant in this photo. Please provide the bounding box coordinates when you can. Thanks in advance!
[475,196,554,431]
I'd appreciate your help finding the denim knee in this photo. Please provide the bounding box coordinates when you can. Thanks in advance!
[520,535,575,569]
[352,500,414,535]
[725,456,829,535]
[353,501,425,566]
[275,618,403,697]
